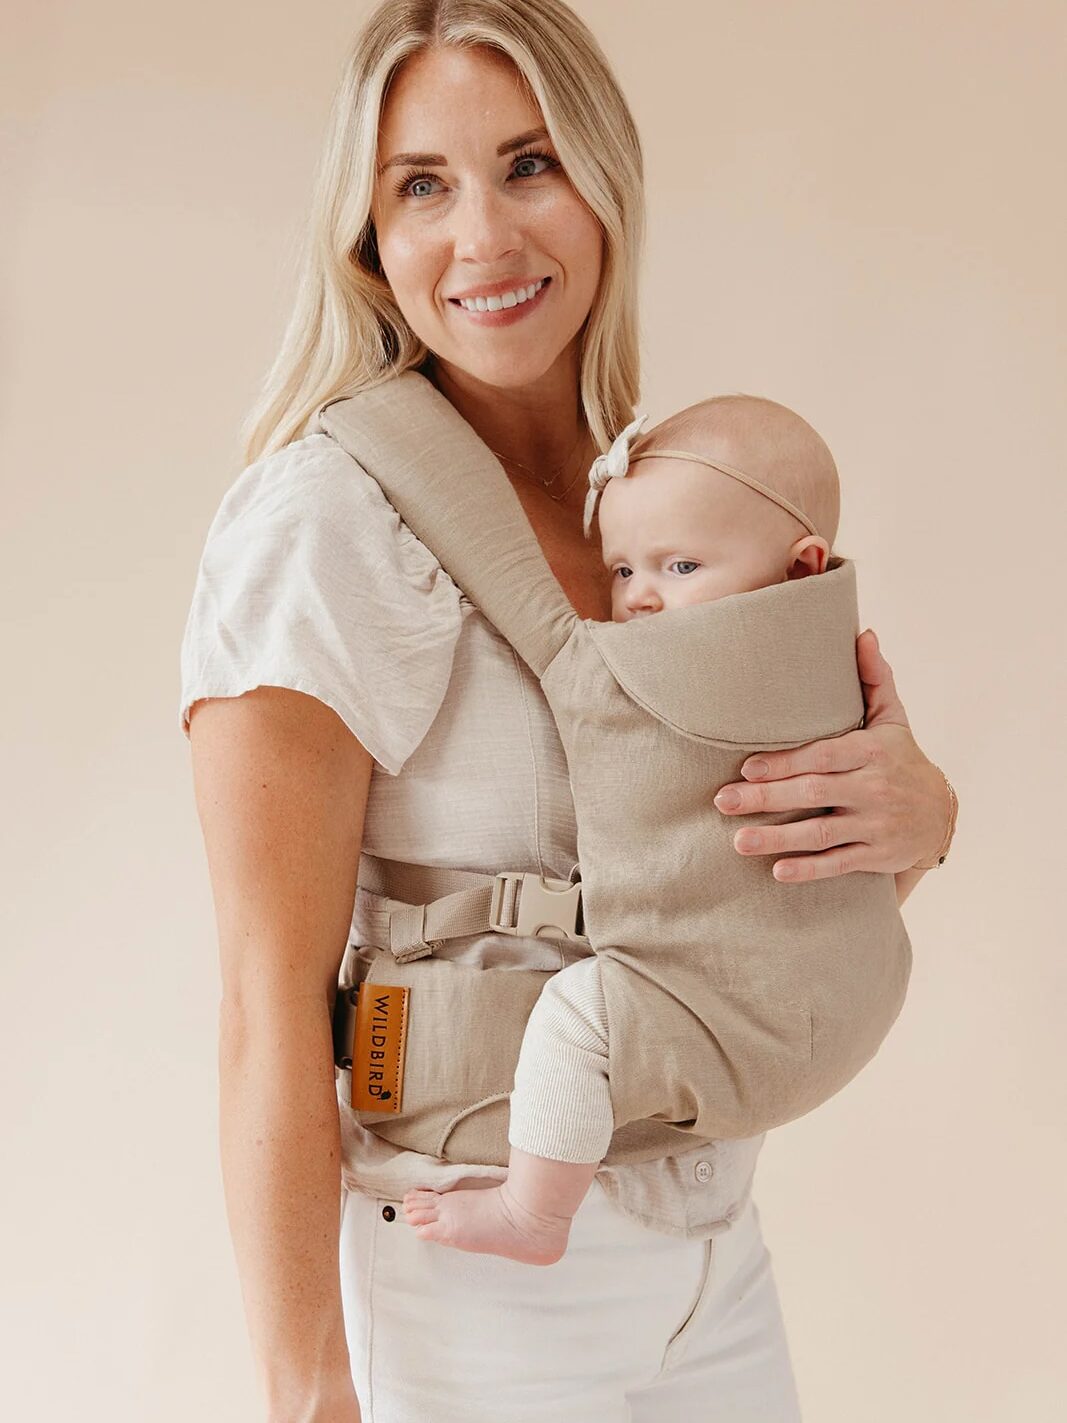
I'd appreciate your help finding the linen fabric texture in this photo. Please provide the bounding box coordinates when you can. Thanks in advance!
[316,372,913,1168]
[178,401,761,1238]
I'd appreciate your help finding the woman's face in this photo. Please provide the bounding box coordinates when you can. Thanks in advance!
[371,45,604,392]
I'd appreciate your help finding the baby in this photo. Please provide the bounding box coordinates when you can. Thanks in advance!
[404,394,840,1264]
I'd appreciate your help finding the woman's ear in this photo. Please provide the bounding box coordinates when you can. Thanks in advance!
[785,535,831,580]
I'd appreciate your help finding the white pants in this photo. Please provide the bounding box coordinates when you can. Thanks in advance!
[339,1178,801,1421]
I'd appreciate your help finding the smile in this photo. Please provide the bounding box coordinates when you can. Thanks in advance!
[447,278,551,325]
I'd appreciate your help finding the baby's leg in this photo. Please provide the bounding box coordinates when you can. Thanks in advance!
[403,956,612,1265]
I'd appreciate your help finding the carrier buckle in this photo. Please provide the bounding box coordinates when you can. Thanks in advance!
[489,872,586,942]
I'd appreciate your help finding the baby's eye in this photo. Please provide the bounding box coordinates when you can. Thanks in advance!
[613,566,633,580]
[670,559,701,576]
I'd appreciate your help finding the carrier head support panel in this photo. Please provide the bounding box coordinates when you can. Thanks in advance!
[318,372,912,1170]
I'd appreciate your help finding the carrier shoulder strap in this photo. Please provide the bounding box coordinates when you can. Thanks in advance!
[317,370,578,678]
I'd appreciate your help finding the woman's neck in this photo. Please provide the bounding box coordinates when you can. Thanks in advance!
[425,355,595,500]
[422,354,609,617]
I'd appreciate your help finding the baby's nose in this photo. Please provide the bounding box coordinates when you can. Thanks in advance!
[625,576,662,614]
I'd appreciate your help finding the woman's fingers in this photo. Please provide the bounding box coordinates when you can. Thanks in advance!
[715,740,873,816]
[712,629,946,879]
[732,810,864,860]
[770,845,875,883]
[729,728,876,793]
[855,628,911,730]
[732,812,879,881]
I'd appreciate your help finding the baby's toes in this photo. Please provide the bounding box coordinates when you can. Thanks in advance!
[403,1189,441,1224]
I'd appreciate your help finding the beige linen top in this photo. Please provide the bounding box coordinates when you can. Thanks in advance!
[179,429,764,1238]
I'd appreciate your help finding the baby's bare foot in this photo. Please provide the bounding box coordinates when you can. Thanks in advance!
[402,1182,572,1265]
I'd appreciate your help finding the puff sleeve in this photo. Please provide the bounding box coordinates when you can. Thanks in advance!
[178,432,463,776]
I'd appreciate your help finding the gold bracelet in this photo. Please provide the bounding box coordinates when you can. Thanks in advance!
[911,765,959,870]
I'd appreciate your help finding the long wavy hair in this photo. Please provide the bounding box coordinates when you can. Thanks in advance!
[241,0,645,465]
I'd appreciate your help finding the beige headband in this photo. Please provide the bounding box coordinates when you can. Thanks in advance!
[583,413,822,542]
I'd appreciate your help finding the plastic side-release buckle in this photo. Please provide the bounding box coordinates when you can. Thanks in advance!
[489,871,587,942]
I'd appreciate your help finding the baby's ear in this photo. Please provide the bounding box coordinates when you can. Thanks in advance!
[785,536,830,580]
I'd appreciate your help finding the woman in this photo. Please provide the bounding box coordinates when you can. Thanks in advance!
[180,2,955,1418]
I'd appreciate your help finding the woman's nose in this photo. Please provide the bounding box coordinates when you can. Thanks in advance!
[451,186,523,265]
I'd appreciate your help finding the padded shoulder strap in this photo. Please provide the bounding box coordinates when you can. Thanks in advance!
[317,371,577,677]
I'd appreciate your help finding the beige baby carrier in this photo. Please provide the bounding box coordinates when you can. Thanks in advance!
[325,371,912,1169]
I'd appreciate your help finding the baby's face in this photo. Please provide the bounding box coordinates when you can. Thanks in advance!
[597,456,804,622]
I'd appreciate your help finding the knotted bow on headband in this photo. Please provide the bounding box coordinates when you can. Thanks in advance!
[582,414,823,542]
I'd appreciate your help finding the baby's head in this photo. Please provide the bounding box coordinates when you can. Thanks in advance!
[588,395,840,623]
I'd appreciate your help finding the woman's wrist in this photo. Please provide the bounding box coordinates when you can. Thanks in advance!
[909,764,958,870]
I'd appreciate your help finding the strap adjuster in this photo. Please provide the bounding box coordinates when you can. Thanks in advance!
[489,872,586,942]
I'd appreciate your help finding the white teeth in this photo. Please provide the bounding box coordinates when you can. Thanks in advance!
[458,278,545,313]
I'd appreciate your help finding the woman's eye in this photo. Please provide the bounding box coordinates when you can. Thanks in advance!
[671,560,701,576]
[512,150,557,179]
[394,170,443,199]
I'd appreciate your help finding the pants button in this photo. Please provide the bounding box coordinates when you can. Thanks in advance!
[382,1205,396,1222]
[694,1160,713,1184]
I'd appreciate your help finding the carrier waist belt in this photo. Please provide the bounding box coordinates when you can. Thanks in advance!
[351,853,588,966]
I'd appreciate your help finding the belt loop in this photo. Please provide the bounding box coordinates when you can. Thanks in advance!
[389,902,436,963]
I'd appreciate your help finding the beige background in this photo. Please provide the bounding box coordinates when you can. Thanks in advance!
[4,1,1064,1417]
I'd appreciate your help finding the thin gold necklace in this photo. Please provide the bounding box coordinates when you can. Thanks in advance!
[489,428,589,505]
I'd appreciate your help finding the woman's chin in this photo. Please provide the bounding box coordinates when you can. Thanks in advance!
[425,329,568,392]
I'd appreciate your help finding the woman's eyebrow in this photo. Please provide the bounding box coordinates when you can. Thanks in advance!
[497,127,549,155]
[378,128,550,173]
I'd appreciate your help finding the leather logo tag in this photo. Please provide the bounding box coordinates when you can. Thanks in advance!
[351,984,409,1114]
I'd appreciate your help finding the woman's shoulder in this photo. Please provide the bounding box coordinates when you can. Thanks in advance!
[206,431,463,601]
[179,431,467,773]
[215,430,400,531]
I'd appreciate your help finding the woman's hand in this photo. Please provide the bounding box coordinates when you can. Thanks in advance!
[713,630,952,883]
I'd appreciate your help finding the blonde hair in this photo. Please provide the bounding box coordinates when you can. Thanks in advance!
[242,0,644,465]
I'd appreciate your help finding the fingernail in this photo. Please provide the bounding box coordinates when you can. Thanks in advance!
[743,759,769,780]
[737,830,762,851]
[715,790,742,811]
[774,862,796,881]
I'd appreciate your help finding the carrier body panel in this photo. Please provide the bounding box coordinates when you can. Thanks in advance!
[318,372,912,1163]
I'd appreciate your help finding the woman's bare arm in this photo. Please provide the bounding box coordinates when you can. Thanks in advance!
[189,685,371,1422]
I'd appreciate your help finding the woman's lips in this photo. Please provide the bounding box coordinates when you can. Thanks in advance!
[447,277,552,327]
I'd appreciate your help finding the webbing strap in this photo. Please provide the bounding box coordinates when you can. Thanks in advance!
[316,371,579,678]
[388,886,496,964]
[355,855,586,962]
[359,852,495,903]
